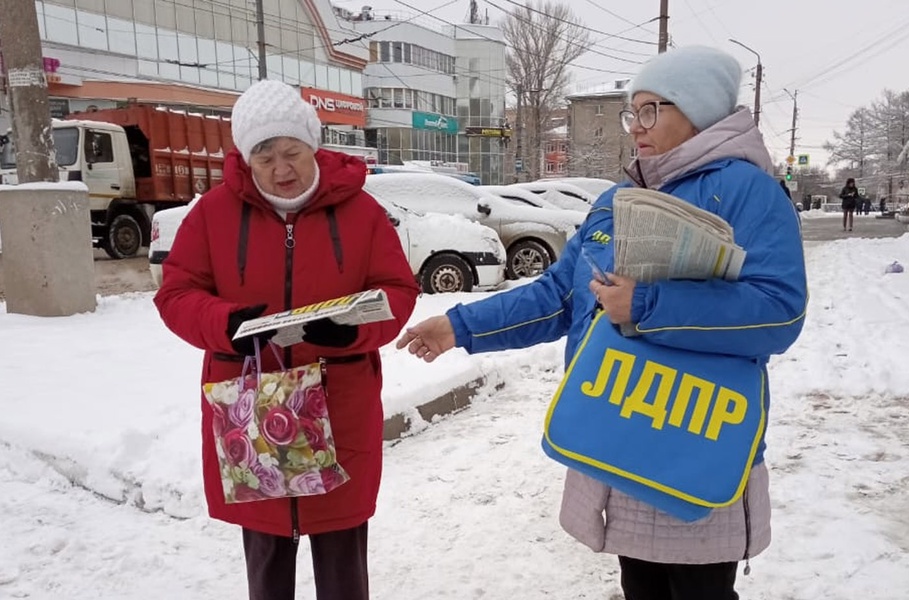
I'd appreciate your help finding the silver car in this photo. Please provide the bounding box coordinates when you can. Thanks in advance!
[365,173,579,279]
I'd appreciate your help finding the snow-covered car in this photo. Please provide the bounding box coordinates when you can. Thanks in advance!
[148,198,197,287]
[507,181,597,212]
[375,195,506,293]
[148,195,507,294]
[365,172,579,279]
[544,177,617,199]
[480,185,585,229]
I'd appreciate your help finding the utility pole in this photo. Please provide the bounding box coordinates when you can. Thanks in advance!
[515,83,524,182]
[0,0,57,182]
[658,0,669,53]
[729,39,761,127]
[0,0,96,316]
[785,89,798,159]
[530,88,540,180]
[255,0,267,80]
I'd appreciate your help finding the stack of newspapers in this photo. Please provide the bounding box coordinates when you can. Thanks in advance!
[612,187,747,335]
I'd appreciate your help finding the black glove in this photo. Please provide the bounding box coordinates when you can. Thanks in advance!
[227,304,275,356]
[303,317,358,348]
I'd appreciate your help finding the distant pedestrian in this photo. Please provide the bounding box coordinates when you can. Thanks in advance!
[839,178,858,231]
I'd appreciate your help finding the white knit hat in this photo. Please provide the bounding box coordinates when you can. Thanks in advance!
[628,46,742,132]
[231,80,322,162]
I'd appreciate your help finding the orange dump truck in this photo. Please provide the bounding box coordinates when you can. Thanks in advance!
[0,104,233,258]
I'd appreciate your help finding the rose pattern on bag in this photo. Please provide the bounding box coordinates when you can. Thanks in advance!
[203,363,349,503]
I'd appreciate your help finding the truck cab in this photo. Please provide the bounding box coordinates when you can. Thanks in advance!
[1,120,144,258]
[1,105,231,259]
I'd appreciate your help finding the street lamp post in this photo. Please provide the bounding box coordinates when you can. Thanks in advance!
[729,38,762,127]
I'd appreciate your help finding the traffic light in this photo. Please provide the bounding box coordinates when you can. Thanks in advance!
[785,165,793,181]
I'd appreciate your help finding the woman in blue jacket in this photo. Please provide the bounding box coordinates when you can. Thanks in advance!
[397,46,807,600]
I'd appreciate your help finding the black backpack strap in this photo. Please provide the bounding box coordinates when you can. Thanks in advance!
[237,202,251,285]
[326,206,343,273]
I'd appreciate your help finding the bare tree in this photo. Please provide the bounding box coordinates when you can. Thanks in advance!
[825,90,909,198]
[824,108,872,177]
[502,1,591,180]
[568,137,610,178]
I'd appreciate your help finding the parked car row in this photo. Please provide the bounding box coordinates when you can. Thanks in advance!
[363,173,583,280]
[148,193,507,295]
[149,172,618,295]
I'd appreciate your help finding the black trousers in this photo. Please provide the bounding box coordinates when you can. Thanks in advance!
[618,556,739,600]
[243,522,369,600]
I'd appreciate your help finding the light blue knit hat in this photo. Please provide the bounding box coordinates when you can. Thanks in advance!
[627,46,742,131]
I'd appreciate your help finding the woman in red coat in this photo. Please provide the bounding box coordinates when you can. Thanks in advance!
[154,79,419,600]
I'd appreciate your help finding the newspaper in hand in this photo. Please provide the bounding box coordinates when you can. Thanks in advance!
[231,289,394,347]
[612,188,747,335]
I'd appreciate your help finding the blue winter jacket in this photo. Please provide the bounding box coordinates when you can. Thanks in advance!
[447,109,808,464]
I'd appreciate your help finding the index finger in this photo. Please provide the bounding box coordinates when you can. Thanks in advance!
[395,329,419,350]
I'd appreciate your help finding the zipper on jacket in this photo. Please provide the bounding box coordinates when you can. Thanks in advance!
[284,219,300,545]
[741,484,752,575]
[291,498,300,545]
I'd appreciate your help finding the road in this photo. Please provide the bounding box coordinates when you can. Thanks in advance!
[799,210,907,242]
[0,248,157,301]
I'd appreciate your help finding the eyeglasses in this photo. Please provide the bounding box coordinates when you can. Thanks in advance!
[619,101,676,133]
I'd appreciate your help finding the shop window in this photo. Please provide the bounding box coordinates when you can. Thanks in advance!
[107,17,137,55]
[315,64,328,88]
[283,56,300,85]
[44,4,78,45]
[340,69,352,95]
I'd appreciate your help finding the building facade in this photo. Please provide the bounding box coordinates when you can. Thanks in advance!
[341,9,507,184]
[566,81,634,181]
[2,0,369,145]
[454,24,507,185]
[344,12,459,167]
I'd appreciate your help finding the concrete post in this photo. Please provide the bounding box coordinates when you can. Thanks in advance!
[0,184,96,316]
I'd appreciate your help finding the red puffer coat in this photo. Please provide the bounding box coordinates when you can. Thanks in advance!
[154,148,419,537]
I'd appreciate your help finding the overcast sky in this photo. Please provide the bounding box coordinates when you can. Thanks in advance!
[334,0,909,172]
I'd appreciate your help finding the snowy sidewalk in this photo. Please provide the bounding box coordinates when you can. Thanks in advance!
[1,234,909,598]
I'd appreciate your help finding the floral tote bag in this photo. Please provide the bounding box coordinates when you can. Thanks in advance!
[202,340,349,503]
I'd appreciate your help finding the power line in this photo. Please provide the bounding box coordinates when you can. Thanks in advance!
[484,0,645,66]
[578,0,658,39]
[492,0,658,47]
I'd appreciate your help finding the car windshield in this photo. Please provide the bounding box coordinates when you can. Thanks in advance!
[53,128,80,167]
[0,127,80,169]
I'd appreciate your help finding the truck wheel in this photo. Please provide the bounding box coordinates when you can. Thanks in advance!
[420,254,473,294]
[506,240,551,279]
[103,213,142,259]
